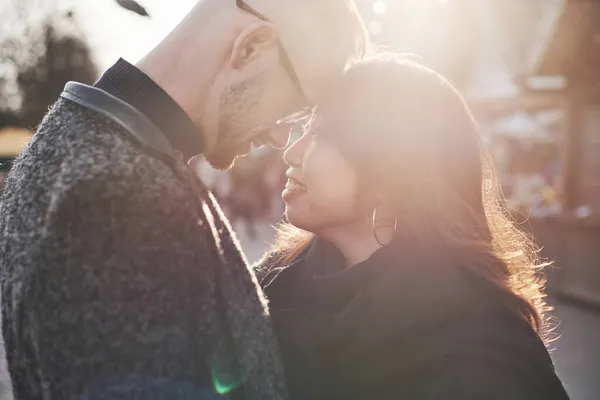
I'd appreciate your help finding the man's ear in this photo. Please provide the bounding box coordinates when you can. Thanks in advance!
[230,21,278,70]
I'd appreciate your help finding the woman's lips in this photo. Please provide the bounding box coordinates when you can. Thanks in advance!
[285,177,306,190]
[282,178,307,200]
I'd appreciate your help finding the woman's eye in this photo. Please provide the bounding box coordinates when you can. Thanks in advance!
[290,122,313,139]
[288,126,304,143]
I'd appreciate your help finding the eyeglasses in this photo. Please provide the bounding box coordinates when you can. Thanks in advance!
[236,0,313,125]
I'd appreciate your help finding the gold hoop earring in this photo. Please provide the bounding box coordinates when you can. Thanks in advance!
[372,206,397,247]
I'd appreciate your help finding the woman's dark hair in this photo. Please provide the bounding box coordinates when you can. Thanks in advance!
[259,53,550,336]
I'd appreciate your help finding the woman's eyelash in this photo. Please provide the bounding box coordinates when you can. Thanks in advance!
[300,122,311,133]
[289,122,318,140]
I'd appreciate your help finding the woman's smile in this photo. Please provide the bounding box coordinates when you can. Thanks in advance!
[282,173,307,201]
[282,178,307,201]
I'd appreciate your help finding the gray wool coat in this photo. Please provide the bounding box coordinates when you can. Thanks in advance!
[0,98,288,399]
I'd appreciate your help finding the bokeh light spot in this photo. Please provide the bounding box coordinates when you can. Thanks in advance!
[373,0,388,15]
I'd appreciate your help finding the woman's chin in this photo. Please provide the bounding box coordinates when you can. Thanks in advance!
[284,207,309,230]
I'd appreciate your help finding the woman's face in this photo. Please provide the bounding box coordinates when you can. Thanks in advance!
[282,123,365,234]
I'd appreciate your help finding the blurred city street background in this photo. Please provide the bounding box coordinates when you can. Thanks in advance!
[1,0,599,399]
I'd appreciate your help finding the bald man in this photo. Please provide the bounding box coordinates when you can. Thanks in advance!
[0,1,367,399]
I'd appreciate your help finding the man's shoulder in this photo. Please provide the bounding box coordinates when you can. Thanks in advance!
[2,98,198,229]
[14,98,191,195]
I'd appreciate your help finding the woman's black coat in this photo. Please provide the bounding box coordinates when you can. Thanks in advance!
[257,238,570,400]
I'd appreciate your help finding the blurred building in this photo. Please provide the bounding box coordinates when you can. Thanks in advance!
[467,0,600,306]
[517,0,600,307]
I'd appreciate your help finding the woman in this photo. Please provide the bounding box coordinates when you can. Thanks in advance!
[256,55,570,400]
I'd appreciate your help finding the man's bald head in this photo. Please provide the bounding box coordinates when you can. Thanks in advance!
[139,0,368,169]
[245,0,368,96]
[189,0,367,99]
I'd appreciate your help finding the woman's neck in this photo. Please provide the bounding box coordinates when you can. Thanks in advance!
[320,223,382,267]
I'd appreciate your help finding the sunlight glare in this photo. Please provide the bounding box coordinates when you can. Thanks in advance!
[373,0,388,16]
[369,21,383,36]
[72,0,197,70]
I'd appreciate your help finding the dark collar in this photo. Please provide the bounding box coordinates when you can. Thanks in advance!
[304,238,347,277]
[304,237,397,279]
[94,58,203,161]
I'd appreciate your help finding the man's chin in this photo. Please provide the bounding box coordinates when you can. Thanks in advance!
[204,154,236,171]
[204,147,248,171]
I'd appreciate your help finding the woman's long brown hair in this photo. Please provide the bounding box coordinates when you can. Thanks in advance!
[257,53,550,336]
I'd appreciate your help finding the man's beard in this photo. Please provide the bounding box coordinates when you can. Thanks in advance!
[206,76,264,170]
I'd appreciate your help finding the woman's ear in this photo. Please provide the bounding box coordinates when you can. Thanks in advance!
[373,193,396,223]
[230,21,278,70]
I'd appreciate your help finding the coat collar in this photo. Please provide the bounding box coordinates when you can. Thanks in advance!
[94,58,204,161]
